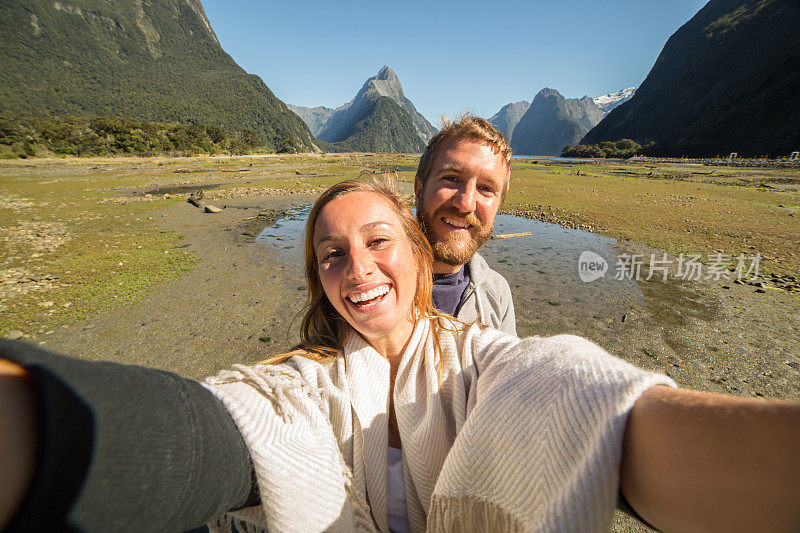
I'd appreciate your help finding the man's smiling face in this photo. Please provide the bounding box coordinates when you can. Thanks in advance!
[415,137,509,274]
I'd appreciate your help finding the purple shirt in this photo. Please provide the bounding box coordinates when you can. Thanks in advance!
[431,264,470,317]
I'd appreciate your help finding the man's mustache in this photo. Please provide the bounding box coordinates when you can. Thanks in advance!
[432,207,485,232]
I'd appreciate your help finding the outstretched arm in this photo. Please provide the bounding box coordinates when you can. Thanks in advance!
[621,385,800,531]
[0,340,256,531]
[0,360,37,529]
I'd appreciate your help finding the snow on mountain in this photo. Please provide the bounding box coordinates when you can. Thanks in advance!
[592,87,637,115]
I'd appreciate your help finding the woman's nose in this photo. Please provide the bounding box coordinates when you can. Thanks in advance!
[452,181,477,213]
[347,247,374,280]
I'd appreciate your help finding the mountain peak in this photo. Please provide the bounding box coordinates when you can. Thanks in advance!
[357,66,436,141]
[362,66,402,98]
[535,87,563,99]
[512,86,604,155]
[292,65,436,146]
[376,65,397,81]
[350,66,407,116]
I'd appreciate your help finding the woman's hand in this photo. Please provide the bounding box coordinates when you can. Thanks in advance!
[621,385,800,531]
[0,359,38,529]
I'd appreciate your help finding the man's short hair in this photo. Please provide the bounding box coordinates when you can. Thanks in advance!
[415,113,513,197]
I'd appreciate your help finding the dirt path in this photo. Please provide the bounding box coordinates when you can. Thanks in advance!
[39,195,314,379]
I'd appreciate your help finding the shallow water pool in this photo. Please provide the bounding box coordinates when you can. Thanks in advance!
[255,207,643,306]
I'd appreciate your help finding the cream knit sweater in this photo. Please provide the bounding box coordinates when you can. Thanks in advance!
[203,319,675,532]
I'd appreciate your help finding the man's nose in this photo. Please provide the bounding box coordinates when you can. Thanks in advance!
[452,181,477,213]
[347,247,374,280]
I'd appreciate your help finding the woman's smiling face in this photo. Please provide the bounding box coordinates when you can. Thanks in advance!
[313,191,418,353]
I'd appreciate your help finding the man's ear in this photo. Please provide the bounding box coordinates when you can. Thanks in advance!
[413,178,423,202]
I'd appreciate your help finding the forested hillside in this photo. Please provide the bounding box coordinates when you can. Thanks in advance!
[0,114,294,158]
[0,0,317,151]
[582,0,800,157]
[330,96,425,153]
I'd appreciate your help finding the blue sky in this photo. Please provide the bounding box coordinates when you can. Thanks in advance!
[202,0,708,126]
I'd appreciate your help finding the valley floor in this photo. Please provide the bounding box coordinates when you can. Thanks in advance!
[1,153,798,531]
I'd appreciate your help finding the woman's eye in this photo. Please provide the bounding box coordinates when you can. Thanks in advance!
[322,249,344,261]
[369,237,389,247]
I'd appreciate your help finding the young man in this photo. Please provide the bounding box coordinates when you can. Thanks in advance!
[415,115,516,335]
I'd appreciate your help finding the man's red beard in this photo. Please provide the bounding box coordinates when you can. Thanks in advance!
[417,204,494,267]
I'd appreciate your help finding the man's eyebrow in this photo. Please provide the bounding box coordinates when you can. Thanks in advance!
[435,163,502,189]
[481,175,502,190]
[434,163,463,174]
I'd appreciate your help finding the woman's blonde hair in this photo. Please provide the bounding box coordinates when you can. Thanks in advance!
[268,178,456,365]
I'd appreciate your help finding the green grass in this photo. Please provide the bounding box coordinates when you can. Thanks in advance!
[0,158,198,335]
[1,218,193,334]
[0,153,422,336]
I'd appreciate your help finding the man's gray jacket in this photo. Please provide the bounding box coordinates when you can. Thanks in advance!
[456,253,516,336]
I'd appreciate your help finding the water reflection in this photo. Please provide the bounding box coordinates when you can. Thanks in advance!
[255,205,310,253]
[255,206,642,305]
[485,214,640,300]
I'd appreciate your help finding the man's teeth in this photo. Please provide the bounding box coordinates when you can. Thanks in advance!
[444,217,470,229]
[348,285,390,303]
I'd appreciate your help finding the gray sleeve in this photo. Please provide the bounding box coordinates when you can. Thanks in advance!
[497,276,517,337]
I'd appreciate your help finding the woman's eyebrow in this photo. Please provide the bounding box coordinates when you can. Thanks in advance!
[314,222,392,247]
[315,233,341,248]
[361,221,392,232]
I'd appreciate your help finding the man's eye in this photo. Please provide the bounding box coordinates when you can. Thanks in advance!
[479,185,496,194]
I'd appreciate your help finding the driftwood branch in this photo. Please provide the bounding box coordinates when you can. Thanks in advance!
[490,232,532,240]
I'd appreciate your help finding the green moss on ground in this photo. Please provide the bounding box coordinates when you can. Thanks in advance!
[1,154,796,338]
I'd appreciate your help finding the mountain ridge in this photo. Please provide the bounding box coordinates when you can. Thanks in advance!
[0,0,317,151]
[510,88,604,156]
[582,0,800,157]
[592,87,636,116]
[488,86,634,148]
[488,101,530,142]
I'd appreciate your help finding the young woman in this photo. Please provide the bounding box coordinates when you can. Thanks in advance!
[1,179,799,532]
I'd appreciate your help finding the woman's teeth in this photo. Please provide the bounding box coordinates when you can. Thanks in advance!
[443,216,470,229]
[348,284,390,304]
